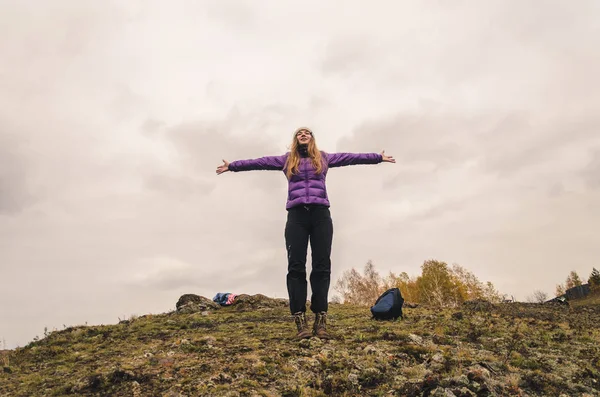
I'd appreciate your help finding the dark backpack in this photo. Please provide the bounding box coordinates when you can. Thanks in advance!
[370,288,404,320]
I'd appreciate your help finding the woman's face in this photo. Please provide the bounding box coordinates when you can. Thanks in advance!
[296,129,312,145]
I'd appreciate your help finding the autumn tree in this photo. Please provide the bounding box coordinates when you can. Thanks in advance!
[383,270,419,303]
[451,264,484,301]
[416,260,463,307]
[588,268,600,290]
[334,259,502,307]
[334,260,383,306]
[555,284,566,297]
[527,290,548,303]
[329,295,342,304]
[565,271,583,289]
[482,281,503,303]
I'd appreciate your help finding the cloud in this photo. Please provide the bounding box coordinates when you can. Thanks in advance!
[402,198,468,223]
[0,130,35,214]
[2,0,600,350]
[479,114,600,178]
[125,249,286,295]
[547,182,566,198]
[320,35,384,77]
[141,119,166,137]
[340,108,599,198]
[341,111,479,171]
[127,257,199,290]
[582,149,600,190]
[139,104,304,198]
[204,0,257,30]
[144,173,216,197]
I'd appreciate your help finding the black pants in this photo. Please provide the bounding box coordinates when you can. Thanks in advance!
[285,204,334,315]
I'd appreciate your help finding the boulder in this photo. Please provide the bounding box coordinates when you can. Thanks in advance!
[176,294,220,313]
[231,294,288,310]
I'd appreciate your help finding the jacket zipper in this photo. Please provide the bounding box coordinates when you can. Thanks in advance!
[304,159,309,201]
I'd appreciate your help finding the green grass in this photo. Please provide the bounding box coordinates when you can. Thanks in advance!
[569,289,600,307]
[1,299,600,396]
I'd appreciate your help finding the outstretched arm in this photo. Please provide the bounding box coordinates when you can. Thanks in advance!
[216,154,288,175]
[327,150,395,168]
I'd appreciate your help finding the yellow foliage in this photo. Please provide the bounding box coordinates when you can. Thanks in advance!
[334,259,502,307]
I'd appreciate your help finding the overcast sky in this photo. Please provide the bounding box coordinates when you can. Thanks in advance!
[1,0,599,348]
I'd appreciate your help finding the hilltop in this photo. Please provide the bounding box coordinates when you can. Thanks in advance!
[1,294,599,396]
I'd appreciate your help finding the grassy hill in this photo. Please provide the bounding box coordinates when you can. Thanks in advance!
[570,289,600,308]
[1,296,600,396]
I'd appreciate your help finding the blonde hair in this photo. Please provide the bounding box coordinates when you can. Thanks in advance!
[285,127,323,179]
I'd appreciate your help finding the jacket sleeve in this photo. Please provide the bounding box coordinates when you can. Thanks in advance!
[326,152,383,168]
[229,154,288,172]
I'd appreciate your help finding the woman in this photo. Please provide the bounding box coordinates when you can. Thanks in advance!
[216,127,395,339]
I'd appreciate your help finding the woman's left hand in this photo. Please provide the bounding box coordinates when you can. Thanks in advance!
[381,150,396,163]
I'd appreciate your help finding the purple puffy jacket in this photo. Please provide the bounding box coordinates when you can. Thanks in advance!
[228,151,382,209]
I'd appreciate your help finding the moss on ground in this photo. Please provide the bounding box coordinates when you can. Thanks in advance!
[1,301,600,396]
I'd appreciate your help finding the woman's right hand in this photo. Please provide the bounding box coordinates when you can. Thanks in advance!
[216,159,230,175]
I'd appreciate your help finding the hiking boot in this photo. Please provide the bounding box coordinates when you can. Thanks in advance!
[313,311,332,339]
[293,312,312,339]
